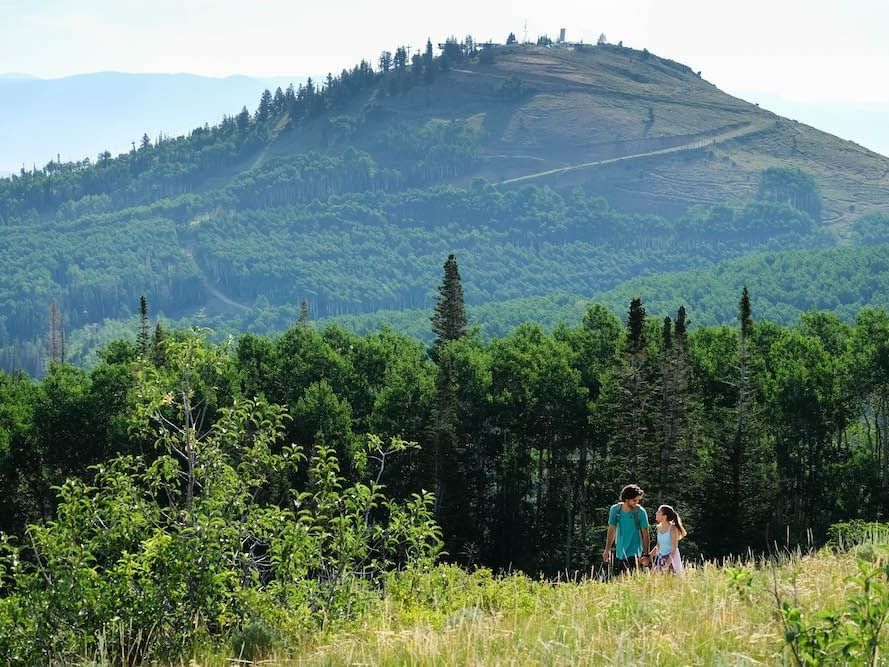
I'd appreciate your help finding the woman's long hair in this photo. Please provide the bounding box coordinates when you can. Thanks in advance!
[658,504,687,537]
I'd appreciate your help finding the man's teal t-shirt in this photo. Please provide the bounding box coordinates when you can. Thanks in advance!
[609,503,650,559]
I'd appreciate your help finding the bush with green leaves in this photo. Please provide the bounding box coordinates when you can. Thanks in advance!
[0,333,442,664]
[777,535,889,666]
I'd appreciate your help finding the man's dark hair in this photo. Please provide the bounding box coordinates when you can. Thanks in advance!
[620,484,644,501]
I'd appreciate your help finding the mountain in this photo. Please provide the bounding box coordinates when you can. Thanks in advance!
[2,42,888,375]
[260,43,889,225]
[0,72,302,173]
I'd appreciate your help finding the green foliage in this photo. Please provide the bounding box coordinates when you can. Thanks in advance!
[494,76,532,101]
[726,565,756,601]
[828,521,889,550]
[851,213,889,246]
[431,253,468,353]
[758,167,822,222]
[0,335,441,664]
[777,546,889,666]
[6,290,889,592]
[3,37,883,383]
[1,160,836,376]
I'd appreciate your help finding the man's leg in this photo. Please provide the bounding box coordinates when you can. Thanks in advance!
[614,557,640,576]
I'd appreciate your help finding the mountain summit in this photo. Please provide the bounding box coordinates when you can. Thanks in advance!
[266,43,889,225]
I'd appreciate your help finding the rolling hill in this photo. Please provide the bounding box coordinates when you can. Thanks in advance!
[263,43,889,224]
[2,41,888,374]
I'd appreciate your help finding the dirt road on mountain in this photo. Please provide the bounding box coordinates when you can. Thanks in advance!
[497,120,773,186]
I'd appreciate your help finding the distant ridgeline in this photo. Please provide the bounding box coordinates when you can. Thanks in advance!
[1,37,888,375]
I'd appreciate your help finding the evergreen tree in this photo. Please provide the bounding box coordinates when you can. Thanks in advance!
[411,52,423,80]
[429,254,467,547]
[423,39,435,83]
[394,46,407,72]
[378,50,393,73]
[299,298,311,328]
[152,321,166,367]
[731,285,773,545]
[605,297,659,489]
[272,87,286,116]
[739,286,753,339]
[655,307,694,504]
[255,89,272,123]
[47,301,65,364]
[137,296,150,355]
[732,287,754,507]
[625,297,647,354]
[441,37,461,69]
[431,254,467,353]
[661,316,673,352]
[235,106,250,134]
[675,305,688,341]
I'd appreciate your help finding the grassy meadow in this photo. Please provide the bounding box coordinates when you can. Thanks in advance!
[176,542,885,666]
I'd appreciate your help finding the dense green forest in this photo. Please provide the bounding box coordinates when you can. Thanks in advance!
[4,285,888,564]
[313,234,889,343]
[38,220,889,372]
[0,176,840,375]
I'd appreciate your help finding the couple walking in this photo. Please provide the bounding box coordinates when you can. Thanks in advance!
[602,484,686,576]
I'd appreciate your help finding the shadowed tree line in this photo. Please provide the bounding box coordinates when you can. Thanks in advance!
[2,260,889,576]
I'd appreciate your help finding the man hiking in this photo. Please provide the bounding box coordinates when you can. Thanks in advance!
[603,483,651,575]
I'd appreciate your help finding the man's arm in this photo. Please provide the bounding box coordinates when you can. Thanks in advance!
[603,524,616,562]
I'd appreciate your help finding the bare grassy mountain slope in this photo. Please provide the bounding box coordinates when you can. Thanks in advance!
[270,44,889,227]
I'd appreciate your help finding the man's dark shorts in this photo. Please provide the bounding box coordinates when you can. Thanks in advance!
[613,556,641,576]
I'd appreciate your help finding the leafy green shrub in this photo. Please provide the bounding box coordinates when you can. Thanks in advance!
[0,334,442,664]
[726,565,756,601]
[828,521,889,551]
[777,544,889,665]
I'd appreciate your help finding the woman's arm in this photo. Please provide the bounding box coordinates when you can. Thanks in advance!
[671,526,680,553]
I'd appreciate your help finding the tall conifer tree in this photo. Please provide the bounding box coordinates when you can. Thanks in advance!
[431,254,467,352]
[733,287,755,525]
[299,298,311,328]
[153,321,166,367]
[430,254,468,549]
[137,296,150,355]
[47,301,65,364]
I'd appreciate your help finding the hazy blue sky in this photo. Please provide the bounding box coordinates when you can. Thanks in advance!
[2,0,888,152]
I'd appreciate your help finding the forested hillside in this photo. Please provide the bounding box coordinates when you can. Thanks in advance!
[0,72,298,175]
[2,38,889,375]
[310,227,889,344]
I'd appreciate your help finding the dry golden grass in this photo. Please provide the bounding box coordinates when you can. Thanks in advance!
[270,549,855,666]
